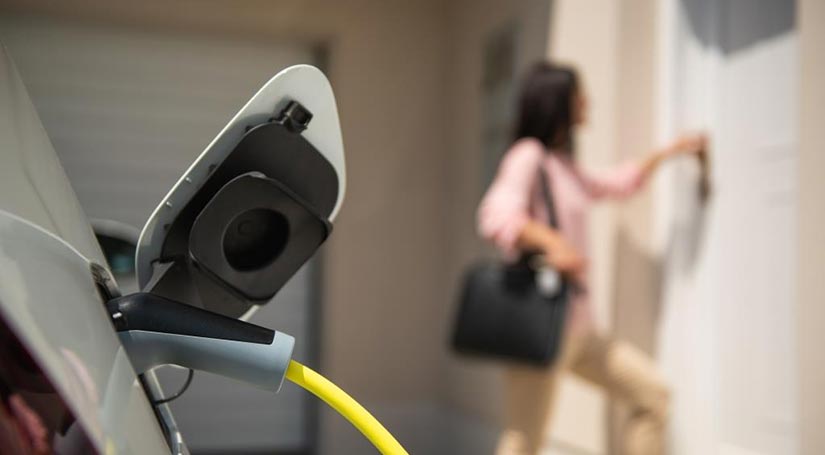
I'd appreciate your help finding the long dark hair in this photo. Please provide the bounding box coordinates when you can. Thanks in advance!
[513,62,579,154]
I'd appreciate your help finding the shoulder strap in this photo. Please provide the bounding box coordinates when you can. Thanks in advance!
[537,168,559,229]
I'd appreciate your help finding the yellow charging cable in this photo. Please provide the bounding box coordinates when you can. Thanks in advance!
[285,360,408,455]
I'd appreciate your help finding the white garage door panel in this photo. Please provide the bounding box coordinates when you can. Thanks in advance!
[0,16,318,452]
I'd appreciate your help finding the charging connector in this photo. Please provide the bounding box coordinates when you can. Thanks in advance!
[108,293,294,392]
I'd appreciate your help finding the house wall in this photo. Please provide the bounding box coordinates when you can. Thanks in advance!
[797,0,825,453]
[439,0,552,452]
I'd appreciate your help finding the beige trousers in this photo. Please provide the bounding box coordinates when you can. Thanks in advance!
[495,330,670,455]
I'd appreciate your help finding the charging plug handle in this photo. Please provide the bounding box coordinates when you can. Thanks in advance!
[108,293,294,392]
[107,293,274,343]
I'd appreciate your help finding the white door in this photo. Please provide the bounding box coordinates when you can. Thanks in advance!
[656,0,798,454]
[0,16,320,453]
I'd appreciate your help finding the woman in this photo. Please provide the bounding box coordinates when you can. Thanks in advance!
[478,62,705,455]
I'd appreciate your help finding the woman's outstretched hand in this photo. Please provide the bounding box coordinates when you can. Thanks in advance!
[642,132,709,180]
[668,132,708,157]
[667,132,711,199]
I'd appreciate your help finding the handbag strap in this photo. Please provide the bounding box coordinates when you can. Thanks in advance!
[536,166,559,229]
[537,162,585,294]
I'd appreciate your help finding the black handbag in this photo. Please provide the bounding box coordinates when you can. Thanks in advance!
[451,169,569,366]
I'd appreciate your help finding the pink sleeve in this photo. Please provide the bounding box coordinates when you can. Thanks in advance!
[476,140,543,258]
[578,160,647,200]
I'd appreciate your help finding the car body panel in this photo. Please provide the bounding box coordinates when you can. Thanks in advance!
[0,43,170,453]
[0,211,170,454]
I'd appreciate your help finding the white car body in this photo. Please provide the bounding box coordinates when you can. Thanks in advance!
[0,42,171,454]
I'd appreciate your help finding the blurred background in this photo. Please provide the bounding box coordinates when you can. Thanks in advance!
[0,0,822,454]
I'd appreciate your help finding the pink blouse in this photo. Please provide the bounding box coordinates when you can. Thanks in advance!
[477,138,648,333]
